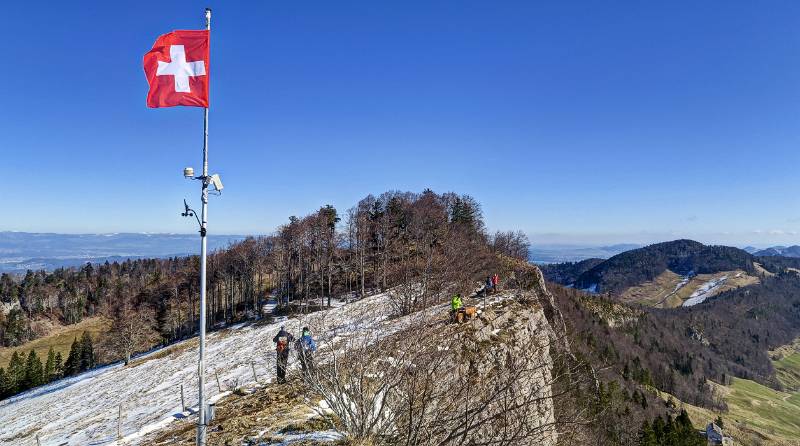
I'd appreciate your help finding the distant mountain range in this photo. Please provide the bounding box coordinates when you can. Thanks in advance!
[528,243,640,263]
[751,245,800,257]
[0,232,247,273]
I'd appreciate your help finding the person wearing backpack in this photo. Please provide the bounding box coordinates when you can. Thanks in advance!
[296,327,317,378]
[273,326,294,384]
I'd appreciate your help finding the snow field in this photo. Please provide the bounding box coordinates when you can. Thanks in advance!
[0,294,388,446]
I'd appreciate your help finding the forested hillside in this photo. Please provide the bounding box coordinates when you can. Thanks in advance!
[538,258,603,287]
[552,271,800,415]
[545,239,755,295]
[0,190,529,401]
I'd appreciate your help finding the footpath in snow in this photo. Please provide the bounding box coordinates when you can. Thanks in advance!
[0,293,386,446]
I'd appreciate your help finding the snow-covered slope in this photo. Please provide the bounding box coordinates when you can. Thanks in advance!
[0,295,386,446]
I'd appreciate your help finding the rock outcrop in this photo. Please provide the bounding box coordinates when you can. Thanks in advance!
[315,288,560,446]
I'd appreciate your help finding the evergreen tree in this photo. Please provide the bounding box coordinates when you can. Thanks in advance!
[674,410,704,446]
[64,337,82,376]
[0,367,7,399]
[7,351,25,394]
[53,351,63,379]
[23,349,44,389]
[642,411,704,446]
[652,416,665,440]
[638,420,657,446]
[79,332,95,371]
[44,347,56,382]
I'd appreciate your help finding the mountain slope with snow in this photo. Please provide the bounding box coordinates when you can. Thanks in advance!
[0,295,382,445]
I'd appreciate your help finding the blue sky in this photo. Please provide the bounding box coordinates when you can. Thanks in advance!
[2,1,800,246]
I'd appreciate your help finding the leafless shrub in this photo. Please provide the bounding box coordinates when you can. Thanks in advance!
[303,299,597,446]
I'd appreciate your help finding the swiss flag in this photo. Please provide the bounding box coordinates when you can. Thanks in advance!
[143,30,209,108]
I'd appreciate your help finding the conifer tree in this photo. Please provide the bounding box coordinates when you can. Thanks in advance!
[53,351,63,379]
[0,367,7,399]
[638,420,657,446]
[7,351,25,394]
[652,416,665,440]
[44,347,56,382]
[23,349,44,389]
[79,332,95,371]
[64,337,82,376]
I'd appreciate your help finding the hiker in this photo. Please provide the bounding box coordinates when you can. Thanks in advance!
[273,325,294,384]
[485,276,493,296]
[450,293,463,322]
[296,326,317,378]
[492,273,499,292]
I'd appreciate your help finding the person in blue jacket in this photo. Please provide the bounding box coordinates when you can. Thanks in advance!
[296,326,317,378]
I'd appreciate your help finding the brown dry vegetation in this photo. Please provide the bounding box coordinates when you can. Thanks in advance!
[619,269,759,308]
[151,379,335,446]
[0,316,110,369]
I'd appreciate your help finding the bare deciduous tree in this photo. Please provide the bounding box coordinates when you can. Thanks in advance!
[99,303,160,365]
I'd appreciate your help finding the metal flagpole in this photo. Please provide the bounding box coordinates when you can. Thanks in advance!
[197,8,211,446]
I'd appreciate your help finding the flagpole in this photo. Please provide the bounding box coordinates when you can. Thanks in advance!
[197,7,211,446]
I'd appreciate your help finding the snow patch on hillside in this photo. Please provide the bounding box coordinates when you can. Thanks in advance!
[0,293,389,446]
[682,276,728,307]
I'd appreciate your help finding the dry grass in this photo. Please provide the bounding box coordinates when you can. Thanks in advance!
[620,270,685,306]
[755,262,776,277]
[127,337,199,368]
[619,270,759,308]
[0,316,111,369]
[151,378,336,446]
[658,384,797,446]
[770,337,800,393]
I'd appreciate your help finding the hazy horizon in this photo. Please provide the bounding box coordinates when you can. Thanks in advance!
[4,2,800,249]
[1,229,796,249]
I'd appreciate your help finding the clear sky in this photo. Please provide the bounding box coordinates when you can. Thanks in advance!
[2,1,800,246]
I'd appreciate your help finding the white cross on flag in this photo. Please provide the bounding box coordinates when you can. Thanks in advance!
[143,30,209,108]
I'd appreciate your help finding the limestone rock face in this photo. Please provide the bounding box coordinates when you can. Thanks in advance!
[320,289,561,446]
[384,291,558,446]
[454,295,557,446]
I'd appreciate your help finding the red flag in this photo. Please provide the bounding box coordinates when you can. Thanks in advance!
[143,30,209,108]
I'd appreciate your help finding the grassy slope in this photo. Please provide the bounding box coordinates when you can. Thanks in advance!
[772,337,800,392]
[0,317,110,369]
[665,338,800,446]
[619,269,759,308]
[725,377,800,441]
[662,378,800,446]
[775,352,800,392]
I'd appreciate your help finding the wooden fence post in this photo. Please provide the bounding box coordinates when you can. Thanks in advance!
[251,361,258,383]
[117,404,123,439]
[181,384,186,412]
[215,370,223,392]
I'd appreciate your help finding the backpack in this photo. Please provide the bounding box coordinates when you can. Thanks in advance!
[276,335,289,353]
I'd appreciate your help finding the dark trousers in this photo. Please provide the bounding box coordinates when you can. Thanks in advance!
[277,351,289,383]
[299,351,314,377]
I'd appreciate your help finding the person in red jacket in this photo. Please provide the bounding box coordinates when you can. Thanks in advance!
[273,326,294,384]
[492,273,499,291]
